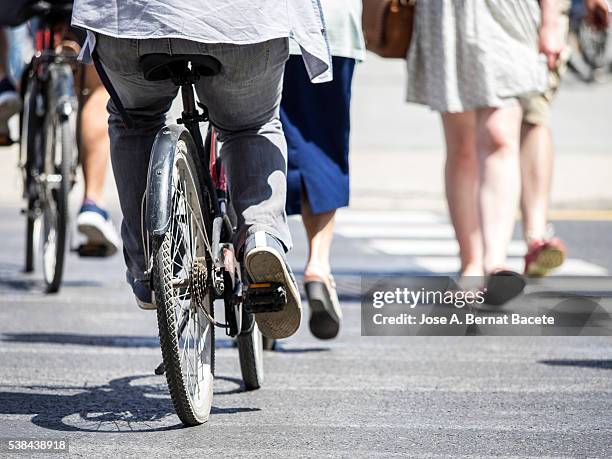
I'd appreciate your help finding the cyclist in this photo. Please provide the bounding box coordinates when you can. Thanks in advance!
[0,20,119,257]
[71,0,331,339]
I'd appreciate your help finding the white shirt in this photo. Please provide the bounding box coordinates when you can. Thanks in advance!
[71,0,332,82]
[290,0,365,61]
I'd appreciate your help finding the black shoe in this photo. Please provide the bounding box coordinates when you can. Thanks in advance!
[243,232,301,339]
[483,270,526,306]
[306,274,342,340]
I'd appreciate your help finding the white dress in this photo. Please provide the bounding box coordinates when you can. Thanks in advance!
[406,0,548,112]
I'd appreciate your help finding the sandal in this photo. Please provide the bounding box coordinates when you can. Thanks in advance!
[304,263,342,340]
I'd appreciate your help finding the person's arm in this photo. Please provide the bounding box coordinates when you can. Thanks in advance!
[539,0,564,70]
[584,0,611,30]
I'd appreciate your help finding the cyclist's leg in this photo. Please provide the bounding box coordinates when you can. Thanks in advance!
[77,65,120,256]
[190,38,301,338]
[80,64,110,204]
[194,38,291,253]
[95,34,178,289]
[0,28,21,146]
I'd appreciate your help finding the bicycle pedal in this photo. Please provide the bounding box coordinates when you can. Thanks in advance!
[244,282,287,314]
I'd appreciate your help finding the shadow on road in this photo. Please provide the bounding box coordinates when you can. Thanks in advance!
[2,334,331,354]
[2,333,160,348]
[0,374,260,432]
[216,338,330,354]
[0,262,103,293]
[539,359,612,370]
[273,344,331,353]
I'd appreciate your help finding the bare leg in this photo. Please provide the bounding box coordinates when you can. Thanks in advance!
[0,28,21,145]
[301,191,336,284]
[476,105,523,273]
[80,66,111,204]
[441,111,484,276]
[519,122,553,241]
[75,65,119,257]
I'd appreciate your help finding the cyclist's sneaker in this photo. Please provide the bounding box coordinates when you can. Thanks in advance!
[243,231,302,339]
[127,271,156,310]
[76,199,120,257]
[305,270,342,340]
[0,78,21,146]
[524,237,567,277]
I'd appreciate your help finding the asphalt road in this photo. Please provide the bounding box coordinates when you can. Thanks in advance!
[0,203,611,457]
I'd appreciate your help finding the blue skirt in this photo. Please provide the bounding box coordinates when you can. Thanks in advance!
[281,55,356,216]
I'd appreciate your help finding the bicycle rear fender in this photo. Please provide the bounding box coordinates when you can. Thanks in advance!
[146,124,195,237]
[48,63,77,119]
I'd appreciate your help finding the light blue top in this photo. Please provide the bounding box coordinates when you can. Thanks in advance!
[290,0,365,61]
[72,0,332,82]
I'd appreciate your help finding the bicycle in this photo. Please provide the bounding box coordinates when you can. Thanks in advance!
[19,1,80,293]
[138,53,284,425]
[568,0,612,81]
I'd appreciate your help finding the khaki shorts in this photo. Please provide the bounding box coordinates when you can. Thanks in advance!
[521,8,570,127]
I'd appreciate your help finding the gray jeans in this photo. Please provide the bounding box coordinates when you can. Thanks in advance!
[95,35,292,281]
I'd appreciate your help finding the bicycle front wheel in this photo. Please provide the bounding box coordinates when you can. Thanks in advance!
[40,114,71,293]
[20,74,41,273]
[152,133,216,426]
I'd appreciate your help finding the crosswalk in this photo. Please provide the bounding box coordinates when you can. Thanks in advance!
[327,209,608,276]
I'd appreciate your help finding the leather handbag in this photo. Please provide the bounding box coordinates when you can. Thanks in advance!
[362,0,416,59]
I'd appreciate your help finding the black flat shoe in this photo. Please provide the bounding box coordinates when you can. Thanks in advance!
[483,270,526,306]
[305,275,342,340]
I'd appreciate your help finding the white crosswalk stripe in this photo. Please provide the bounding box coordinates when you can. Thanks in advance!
[333,209,608,276]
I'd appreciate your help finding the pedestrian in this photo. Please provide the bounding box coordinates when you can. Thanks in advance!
[520,0,610,277]
[406,0,562,301]
[280,0,365,339]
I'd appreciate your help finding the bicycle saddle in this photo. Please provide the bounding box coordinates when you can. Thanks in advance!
[26,1,73,22]
[139,54,221,81]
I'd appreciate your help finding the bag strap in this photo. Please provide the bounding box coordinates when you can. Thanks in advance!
[92,49,135,130]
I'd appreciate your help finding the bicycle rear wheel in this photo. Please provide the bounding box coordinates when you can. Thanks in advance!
[152,133,216,426]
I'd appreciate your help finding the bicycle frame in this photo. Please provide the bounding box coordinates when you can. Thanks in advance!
[144,78,243,336]
[20,17,80,192]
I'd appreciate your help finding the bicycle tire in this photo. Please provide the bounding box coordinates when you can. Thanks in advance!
[237,319,265,390]
[41,114,71,293]
[25,198,39,273]
[152,133,216,426]
[262,336,277,351]
[21,75,41,273]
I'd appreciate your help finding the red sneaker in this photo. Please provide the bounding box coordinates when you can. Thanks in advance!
[524,238,567,277]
